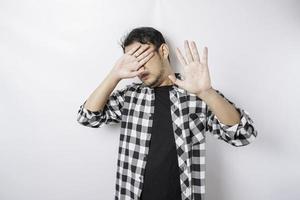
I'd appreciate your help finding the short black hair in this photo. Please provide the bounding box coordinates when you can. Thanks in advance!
[119,26,170,62]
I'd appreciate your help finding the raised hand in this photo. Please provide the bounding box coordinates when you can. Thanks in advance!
[168,40,213,96]
[111,43,155,80]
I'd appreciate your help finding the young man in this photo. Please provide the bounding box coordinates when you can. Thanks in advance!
[77,27,258,200]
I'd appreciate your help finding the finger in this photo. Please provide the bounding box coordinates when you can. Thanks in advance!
[126,60,139,71]
[126,43,142,55]
[175,47,187,66]
[191,41,201,63]
[133,44,150,58]
[135,51,154,70]
[202,46,208,65]
[184,40,194,63]
[131,66,145,77]
[136,46,155,62]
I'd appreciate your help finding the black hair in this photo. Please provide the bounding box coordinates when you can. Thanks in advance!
[119,26,170,62]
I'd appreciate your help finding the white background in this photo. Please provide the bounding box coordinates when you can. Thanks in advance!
[1,0,299,199]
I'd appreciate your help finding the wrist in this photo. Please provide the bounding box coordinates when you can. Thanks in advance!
[197,86,214,99]
[108,71,121,83]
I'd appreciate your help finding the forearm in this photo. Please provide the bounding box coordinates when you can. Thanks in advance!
[197,87,241,126]
[84,70,121,112]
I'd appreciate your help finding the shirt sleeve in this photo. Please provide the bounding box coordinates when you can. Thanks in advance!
[205,89,258,147]
[76,83,132,128]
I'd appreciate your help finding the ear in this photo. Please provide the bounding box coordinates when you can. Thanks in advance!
[159,43,170,60]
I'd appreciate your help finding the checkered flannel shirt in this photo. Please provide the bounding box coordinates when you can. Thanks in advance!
[77,72,258,200]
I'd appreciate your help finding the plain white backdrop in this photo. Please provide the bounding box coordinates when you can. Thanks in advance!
[0,0,299,199]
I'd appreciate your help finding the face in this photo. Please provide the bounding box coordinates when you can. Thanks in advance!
[124,41,168,88]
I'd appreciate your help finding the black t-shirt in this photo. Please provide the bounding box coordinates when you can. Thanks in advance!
[140,85,182,200]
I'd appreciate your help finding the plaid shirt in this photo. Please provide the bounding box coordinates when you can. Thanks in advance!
[77,72,258,200]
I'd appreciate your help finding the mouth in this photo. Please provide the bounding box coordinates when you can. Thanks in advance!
[140,73,149,79]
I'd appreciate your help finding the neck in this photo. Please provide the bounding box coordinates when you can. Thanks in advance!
[158,77,174,86]
[158,62,176,86]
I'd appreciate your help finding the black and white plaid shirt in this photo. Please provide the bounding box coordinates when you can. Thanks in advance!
[77,72,258,200]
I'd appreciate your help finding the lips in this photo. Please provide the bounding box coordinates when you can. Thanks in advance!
[140,73,149,79]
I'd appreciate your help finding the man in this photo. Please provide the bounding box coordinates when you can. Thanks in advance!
[77,26,258,200]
